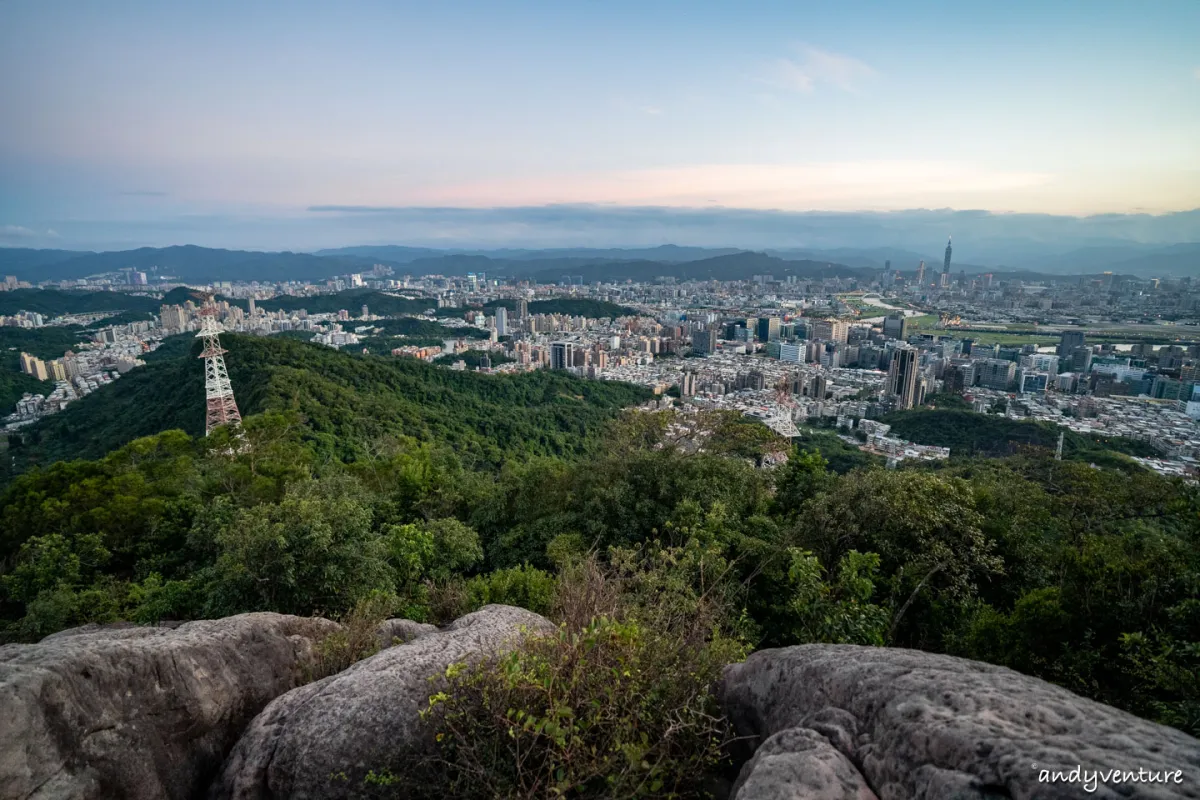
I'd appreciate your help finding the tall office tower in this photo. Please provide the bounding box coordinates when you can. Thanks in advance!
[1058,330,1086,357]
[517,298,529,320]
[1069,346,1092,373]
[248,298,256,316]
[887,347,920,410]
[980,358,1017,390]
[811,318,849,343]
[680,371,697,397]
[943,364,967,394]
[916,261,926,286]
[693,328,718,356]
[361,305,369,319]
[883,314,909,341]
[943,237,953,276]
[495,306,508,336]
[550,342,573,370]
[756,316,781,343]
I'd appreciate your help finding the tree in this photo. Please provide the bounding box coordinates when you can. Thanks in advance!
[203,476,392,617]
[795,469,1003,647]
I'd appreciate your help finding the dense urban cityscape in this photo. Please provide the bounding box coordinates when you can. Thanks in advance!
[6,237,1200,477]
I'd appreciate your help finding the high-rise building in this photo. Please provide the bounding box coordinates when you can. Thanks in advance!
[756,316,781,343]
[943,237,952,275]
[882,314,909,341]
[550,342,573,370]
[811,318,848,343]
[495,306,508,336]
[680,371,697,397]
[979,359,1017,390]
[1069,346,1092,374]
[887,347,920,410]
[1058,330,1086,357]
[692,328,718,356]
[943,364,967,394]
[517,298,529,320]
[916,261,926,286]
[361,304,369,319]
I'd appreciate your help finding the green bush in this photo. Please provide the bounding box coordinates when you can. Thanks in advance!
[465,565,557,617]
[419,614,744,799]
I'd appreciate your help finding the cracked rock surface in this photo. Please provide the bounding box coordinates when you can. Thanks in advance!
[720,644,1200,800]
[0,613,339,800]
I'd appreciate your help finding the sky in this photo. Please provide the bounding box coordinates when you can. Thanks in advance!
[1,0,1199,251]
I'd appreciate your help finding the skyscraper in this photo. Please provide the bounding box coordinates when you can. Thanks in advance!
[883,314,909,341]
[550,342,573,369]
[495,306,508,336]
[692,328,718,356]
[1058,330,1086,357]
[916,261,926,286]
[887,347,919,410]
[943,237,952,275]
[756,316,781,343]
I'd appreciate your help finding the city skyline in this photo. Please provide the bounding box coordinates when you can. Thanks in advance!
[2,1,1199,251]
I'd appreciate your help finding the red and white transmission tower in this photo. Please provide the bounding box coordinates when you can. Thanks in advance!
[196,308,242,435]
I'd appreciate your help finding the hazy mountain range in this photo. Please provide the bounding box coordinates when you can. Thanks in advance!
[0,239,1197,285]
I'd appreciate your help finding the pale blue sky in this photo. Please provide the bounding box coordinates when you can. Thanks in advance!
[1,0,1198,250]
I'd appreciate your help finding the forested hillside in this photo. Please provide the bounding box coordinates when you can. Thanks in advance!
[883,408,1160,464]
[4,334,651,475]
[1,336,1197,740]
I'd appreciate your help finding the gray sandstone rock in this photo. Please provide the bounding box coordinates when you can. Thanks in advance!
[721,644,1200,800]
[0,612,340,800]
[373,618,437,650]
[731,726,879,800]
[211,604,555,800]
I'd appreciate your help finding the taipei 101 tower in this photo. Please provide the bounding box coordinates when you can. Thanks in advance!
[943,236,953,275]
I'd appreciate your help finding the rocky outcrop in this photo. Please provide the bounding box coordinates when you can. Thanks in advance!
[0,612,340,800]
[721,645,1200,800]
[373,618,437,650]
[211,604,554,800]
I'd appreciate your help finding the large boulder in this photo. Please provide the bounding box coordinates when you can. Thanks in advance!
[0,612,340,800]
[721,645,1200,800]
[211,604,554,800]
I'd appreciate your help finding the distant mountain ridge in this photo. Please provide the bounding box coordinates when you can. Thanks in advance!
[2,239,1196,284]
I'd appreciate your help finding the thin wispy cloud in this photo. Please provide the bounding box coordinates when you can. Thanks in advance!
[0,225,60,244]
[640,106,665,116]
[765,45,876,93]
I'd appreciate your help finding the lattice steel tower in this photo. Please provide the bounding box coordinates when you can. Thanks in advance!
[197,310,242,435]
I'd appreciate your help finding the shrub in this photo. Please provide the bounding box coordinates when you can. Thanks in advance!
[465,565,556,616]
[421,615,744,798]
[306,590,398,681]
[402,545,750,798]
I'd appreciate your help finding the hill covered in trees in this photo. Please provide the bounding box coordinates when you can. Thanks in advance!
[472,298,637,319]
[4,334,651,475]
[882,408,1159,465]
[0,288,161,317]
